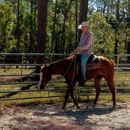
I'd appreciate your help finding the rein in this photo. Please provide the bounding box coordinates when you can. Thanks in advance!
[64,55,77,83]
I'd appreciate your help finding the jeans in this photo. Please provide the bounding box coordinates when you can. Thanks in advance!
[81,53,89,80]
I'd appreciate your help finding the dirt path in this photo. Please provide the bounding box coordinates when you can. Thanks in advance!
[0,102,130,130]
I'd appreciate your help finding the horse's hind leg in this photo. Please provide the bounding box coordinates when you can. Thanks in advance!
[107,80,116,106]
[93,75,102,106]
[103,74,116,107]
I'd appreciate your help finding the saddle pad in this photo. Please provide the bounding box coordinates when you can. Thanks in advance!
[87,62,101,70]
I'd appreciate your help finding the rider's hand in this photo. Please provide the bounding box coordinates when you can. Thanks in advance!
[72,48,80,55]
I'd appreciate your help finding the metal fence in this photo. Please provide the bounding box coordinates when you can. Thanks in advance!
[0,53,130,101]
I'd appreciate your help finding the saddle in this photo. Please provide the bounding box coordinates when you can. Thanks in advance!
[76,53,101,71]
[75,53,101,83]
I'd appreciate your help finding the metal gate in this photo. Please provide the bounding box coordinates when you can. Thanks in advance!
[0,53,130,101]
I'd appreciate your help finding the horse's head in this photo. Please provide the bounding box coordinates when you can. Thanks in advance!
[38,65,52,89]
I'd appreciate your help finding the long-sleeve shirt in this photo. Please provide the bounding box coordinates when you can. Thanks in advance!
[78,31,94,55]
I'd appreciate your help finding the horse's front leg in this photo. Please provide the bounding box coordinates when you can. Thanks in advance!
[70,92,80,109]
[62,82,80,109]
[62,92,69,109]
[69,82,80,109]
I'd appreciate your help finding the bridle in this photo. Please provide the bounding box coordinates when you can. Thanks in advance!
[63,55,77,83]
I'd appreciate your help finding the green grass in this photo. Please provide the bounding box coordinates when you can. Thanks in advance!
[0,68,35,73]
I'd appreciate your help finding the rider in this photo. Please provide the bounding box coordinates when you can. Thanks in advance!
[72,21,94,86]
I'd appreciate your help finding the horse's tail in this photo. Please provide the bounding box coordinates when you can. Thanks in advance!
[110,60,115,75]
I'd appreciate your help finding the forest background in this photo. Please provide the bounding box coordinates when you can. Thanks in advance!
[0,0,130,63]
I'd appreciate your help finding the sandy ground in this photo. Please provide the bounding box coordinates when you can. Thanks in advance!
[0,102,130,130]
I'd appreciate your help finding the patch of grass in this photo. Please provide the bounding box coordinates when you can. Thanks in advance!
[0,68,34,74]
[0,96,65,107]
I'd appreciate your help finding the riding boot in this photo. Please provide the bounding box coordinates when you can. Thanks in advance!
[77,68,85,86]
[78,77,86,86]
[78,80,85,86]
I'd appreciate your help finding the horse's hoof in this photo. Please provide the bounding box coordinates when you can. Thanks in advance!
[113,105,116,109]
[93,104,96,108]
[61,107,65,110]
[61,105,66,109]
[77,106,80,109]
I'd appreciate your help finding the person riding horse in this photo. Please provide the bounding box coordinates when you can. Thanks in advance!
[72,21,94,86]
[38,21,116,109]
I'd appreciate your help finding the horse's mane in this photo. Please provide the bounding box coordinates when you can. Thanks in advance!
[49,55,74,67]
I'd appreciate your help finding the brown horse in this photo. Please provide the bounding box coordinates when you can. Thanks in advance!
[38,55,116,109]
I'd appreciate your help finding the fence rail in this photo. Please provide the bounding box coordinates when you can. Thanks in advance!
[0,53,130,101]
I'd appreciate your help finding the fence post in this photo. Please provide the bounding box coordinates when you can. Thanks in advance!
[115,54,120,94]
[19,54,23,99]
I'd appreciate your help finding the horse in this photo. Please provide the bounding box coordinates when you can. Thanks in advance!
[38,55,116,109]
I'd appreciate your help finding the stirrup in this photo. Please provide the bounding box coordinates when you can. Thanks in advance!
[78,80,85,86]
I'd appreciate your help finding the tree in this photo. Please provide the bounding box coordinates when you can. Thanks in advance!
[90,12,115,54]
[79,0,88,23]
[17,0,20,53]
[50,0,58,53]
[60,0,73,53]
[0,3,15,52]
[89,0,130,57]
[0,0,130,57]
[78,0,88,42]
[47,0,77,54]
[36,0,47,75]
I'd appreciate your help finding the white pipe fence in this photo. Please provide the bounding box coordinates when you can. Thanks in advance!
[0,53,130,101]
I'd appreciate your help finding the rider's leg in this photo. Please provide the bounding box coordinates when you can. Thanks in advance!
[81,53,89,81]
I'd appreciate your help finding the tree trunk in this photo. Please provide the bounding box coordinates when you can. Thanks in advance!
[127,0,130,59]
[51,0,57,53]
[29,0,33,53]
[78,0,88,42]
[35,0,47,78]
[17,0,20,53]
[60,0,73,53]
[79,0,88,24]
[16,0,20,68]
[114,0,120,61]
[75,0,78,47]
